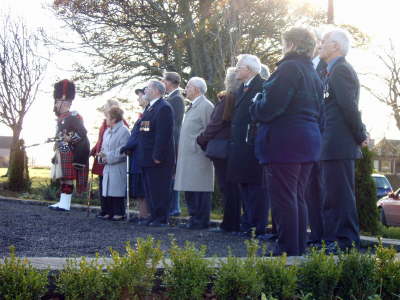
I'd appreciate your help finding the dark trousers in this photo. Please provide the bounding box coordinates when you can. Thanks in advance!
[169,179,181,215]
[266,163,313,256]
[321,160,360,248]
[142,164,173,224]
[104,196,125,216]
[305,162,323,243]
[98,175,106,215]
[185,191,211,228]
[238,182,269,235]
[214,159,241,232]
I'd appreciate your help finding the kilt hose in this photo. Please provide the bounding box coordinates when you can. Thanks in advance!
[59,150,88,194]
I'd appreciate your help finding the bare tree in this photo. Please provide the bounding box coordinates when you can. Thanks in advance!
[48,0,325,98]
[363,42,400,131]
[0,15,48,190]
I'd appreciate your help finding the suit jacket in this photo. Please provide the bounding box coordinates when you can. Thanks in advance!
[136,98,175,168]
[174,95,215,192]
[166,89,185,148]
[227,74,265,184]
[321,56,366,160]
[250,53,323,164]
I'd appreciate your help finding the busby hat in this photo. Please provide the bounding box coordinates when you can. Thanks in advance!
[53,79,76,101]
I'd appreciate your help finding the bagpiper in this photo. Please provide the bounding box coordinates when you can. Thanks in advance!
[49,79,90,211]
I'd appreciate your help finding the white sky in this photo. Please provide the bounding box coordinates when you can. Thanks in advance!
[1,0,400,165]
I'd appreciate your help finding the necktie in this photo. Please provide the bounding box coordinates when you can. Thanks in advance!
[243,84,249,93]
[186,102,192,112]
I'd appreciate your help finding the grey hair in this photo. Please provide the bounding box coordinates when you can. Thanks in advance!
[260,64,270,79]
[282,27,316,58]
[237,54,261,74]
[188,77,207,94]
[100,99,120,112]
[224,67,241,93]
[326,28,351,56]
[148,79,166,95]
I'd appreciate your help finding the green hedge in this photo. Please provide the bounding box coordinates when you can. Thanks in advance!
[1,241,400,300]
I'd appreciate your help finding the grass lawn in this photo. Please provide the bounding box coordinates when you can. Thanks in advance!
[0,167,223,220]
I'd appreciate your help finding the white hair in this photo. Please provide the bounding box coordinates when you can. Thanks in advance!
[326,28,352,56]
[237,54,261,74]
[148,79,166,95]
[260,64,270,79]
[188,77,207,94]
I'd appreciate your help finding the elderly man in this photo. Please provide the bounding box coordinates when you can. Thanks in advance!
[319,29,367,252]
[227,54,269,238]
[175,77,215,230]
[162,71,185,217]
[135,79,175,227]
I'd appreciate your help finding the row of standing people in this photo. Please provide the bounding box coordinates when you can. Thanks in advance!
[49,25,366,257]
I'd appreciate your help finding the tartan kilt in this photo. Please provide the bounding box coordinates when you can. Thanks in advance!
[59,151,89,194]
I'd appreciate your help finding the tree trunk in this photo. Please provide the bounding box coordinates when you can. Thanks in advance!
[7,125,30,192]
[327,0,334,24]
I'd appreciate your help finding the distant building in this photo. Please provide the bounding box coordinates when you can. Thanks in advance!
[0,136,12,167]
[372,138,400,175]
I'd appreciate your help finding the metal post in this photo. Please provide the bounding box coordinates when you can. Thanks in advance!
[126,155,130,222]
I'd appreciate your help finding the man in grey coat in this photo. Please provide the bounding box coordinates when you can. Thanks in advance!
[162,72,185,217]
[174,77,215,229]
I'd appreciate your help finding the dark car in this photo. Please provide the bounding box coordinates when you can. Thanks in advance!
[372,174,393,200]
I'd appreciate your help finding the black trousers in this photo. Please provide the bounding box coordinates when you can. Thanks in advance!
[265,163,313,256]
[213,159,241,232]
[185,191,211,228]
[305,162,323,243]
[142,164,173,224]
[321,160,360,248]
[239,182,269,236]
[104,196,125,216]
[98,175,106,215]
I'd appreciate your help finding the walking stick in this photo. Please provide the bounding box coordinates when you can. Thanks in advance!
[86,170,93,217]
[126,154,130,222]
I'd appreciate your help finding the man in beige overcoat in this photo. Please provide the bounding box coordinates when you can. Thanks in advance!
[174,77,215,229]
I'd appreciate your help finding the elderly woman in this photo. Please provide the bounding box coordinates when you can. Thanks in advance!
[91,99,122,218]
[250,27,323,256]
[120,88,150,224]
[99,106,130,221]
[197,67,241,233]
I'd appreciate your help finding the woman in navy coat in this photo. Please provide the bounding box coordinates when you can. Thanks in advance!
[250,27,323,256]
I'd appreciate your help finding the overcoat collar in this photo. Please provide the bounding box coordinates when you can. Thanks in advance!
[235,74,262,109]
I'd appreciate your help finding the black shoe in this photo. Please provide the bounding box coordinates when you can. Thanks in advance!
[137,218,152,226]
[148,220,168,227]
[256,233,278,242]
[52,207,70,212]
[169,212,181,217]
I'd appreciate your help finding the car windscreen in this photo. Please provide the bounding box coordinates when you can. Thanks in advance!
[373,177,391,189]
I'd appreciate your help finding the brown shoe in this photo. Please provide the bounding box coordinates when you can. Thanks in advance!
[111,215,125,221]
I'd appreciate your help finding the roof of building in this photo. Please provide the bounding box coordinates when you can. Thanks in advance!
[373,138,400,156]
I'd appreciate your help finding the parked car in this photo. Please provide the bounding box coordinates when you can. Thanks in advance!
[372,173,393,199]
[377,188,400,226]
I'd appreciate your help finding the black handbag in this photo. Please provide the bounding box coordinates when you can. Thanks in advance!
[205,139,229,160]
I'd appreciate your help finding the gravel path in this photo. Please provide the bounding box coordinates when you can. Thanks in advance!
[0,199,259,258]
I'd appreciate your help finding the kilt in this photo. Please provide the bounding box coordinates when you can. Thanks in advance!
[59,150,89,194]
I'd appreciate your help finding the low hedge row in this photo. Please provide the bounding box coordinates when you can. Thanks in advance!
[1,238,400,300]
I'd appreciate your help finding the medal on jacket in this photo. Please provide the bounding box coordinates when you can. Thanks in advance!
[140,121,150,132]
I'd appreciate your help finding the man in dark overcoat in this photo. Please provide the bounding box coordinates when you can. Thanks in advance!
[319,28,368,251]
[226,54,269,237]
[162,71,185,217]
[135,79,175,227]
